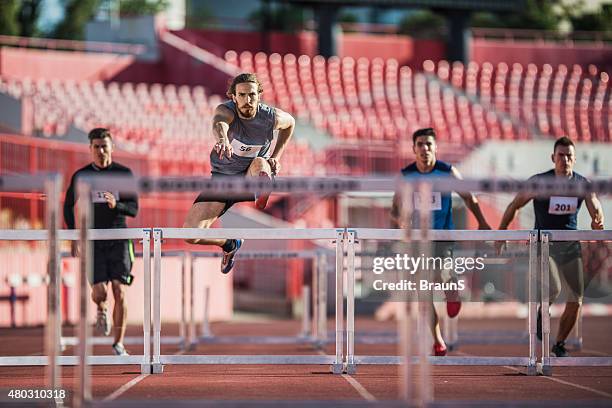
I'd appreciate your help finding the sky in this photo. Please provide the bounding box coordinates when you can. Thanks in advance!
[37,0,64,32]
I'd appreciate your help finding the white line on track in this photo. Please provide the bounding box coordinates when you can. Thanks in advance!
[455,351,612,399]
[314,347,377,401]
[539,373,612,399]
[103,373,149,401]
[103,341,187,401]
[341,374,377,401]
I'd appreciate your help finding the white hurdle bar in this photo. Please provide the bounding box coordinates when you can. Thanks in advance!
[59,250,187,348]
[346,228,540,376]
[540,230,612,376]
[189,249,328,346]
[150,228,346,374]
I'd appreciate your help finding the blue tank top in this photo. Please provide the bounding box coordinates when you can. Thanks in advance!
[401,161,454,230]
[530,170,587,230]
[210,101,276,175]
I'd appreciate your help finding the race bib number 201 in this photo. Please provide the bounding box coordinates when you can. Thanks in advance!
[548,196,578,215]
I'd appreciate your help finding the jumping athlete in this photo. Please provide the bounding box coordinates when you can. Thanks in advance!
[183,73,295,274]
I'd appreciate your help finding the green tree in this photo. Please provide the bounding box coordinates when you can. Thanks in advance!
[18,0,43,37]
[248,4,305,33]
[0,0,20,36]
[185,4,215,29]
[119,0,169,17]
[52,0,100,40]
[471,0,563,31]
[398,10,446,39]
[567,4,612,33]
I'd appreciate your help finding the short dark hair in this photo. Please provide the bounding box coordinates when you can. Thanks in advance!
[412,127,436,144]
[226,73,263,98]
[553,136,575,152]
[88,128,112,143]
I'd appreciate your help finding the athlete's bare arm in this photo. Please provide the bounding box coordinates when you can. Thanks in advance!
[268,108,295,175]
[390,192,403,228]
[212,104,235,159]
[585,193,605,230]
[450,166,491,230]
[498,192,534,230]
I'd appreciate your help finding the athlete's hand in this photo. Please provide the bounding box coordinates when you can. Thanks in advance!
[71,241,80,258]
[104,192,117,209]
[267,157,280,175]
[592,218,604,230]
[494,240,506,256]
[214,139,233,159]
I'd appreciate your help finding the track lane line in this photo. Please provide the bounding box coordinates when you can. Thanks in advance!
[314,347,377,401]
[455,350,612,399]
[103,340,188,401]
[341,373,377,401]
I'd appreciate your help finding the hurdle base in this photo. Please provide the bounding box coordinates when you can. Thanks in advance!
[344,363,357,375]
[537,362,552,376]
[152,363,164,374]
[330,363,343,374]
[526,365,537,376]
[141,363,152,374]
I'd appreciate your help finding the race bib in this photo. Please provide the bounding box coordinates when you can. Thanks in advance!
[548,196,578,215]
[92,191,120,204]
[413,192,442,211]
[231,139,264,158]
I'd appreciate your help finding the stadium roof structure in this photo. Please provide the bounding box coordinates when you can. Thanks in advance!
[280,0,524,12]
[280,0,526,62]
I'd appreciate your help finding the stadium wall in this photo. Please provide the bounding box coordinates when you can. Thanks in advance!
[174,29,445,68]
[472,38,612,69]
[0,47,135,81]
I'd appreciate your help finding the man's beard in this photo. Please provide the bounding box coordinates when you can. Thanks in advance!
[239,105,256,118]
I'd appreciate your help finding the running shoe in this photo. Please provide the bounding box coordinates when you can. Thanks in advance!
[433,343,447,356]
[445,288,462,318]
[221,239,243,274]
[95,309,111,336]
[552,341,569,357]
[112,342,129,356]
[255,172,271,209]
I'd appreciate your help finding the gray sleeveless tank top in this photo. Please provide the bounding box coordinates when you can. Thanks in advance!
[210,101,276,175]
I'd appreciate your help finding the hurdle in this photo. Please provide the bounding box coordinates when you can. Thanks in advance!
[189,249,329,347]
[149,228,346,374]
[59,250,188,348]
[540,230,612,375]
[0,174,62,390]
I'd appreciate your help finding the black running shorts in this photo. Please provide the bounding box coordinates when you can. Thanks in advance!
[193,171,254,217]
[91,240,135,285]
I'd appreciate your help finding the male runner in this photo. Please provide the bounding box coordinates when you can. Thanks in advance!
[64,128,138,356]
[498,136,604,357]
[183,73,295,274]
[391,127,491,356]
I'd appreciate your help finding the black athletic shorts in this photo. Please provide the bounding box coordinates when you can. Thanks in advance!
[91,240,135,285]
[194,171,254,217]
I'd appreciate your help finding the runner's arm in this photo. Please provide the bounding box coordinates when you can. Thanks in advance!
[585,193,604,230]
[450,166,491,229]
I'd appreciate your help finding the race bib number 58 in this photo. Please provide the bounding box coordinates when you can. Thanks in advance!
[548,196,577,215]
